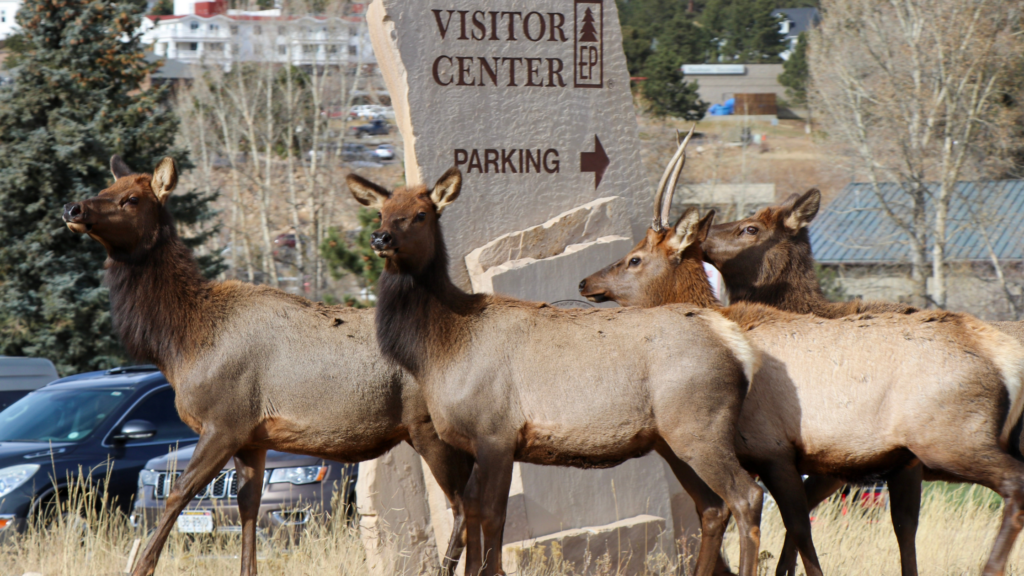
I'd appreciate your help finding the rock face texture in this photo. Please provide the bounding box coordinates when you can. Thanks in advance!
[365,0,649,290]
[356,1,703,574]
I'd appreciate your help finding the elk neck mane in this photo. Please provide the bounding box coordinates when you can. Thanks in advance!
[375,221,487,374]
[103,208,214,371]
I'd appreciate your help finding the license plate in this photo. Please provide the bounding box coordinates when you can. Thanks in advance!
[176,510,213,533]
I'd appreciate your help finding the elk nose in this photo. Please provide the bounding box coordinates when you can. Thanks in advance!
[578,279,587,292]
[370,231,393,250]
[63,202,83,222]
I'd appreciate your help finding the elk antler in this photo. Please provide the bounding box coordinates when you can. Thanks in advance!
[652,124,696,231]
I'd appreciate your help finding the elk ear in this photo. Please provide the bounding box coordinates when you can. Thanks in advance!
[151,157,178,204]
[347,174,390,210]
[666,207,705,258]
[430,167,462,215]
[110,155,135,180]
[783,188,821,232]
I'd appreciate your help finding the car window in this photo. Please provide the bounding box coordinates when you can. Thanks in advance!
[0,389,131,442]
[119,388,198,445]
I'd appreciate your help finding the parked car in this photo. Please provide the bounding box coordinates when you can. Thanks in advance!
[0,366,199,536]
[340,142,373,162]
[348,105,378,120]
[373,144,395,161]
[132,446,355,535]
[351,119,391,138]
[0,356,58,410]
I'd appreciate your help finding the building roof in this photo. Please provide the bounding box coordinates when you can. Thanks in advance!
[771,8,820,39]
[810,181,1024,264]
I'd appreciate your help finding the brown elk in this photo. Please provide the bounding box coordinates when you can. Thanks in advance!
[347,167,765,576]
[579,138,1024,576]
[701,189,917,318]
[61,156,475,576]
[701,190,1023,575]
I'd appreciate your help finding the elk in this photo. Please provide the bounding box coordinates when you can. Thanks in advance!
[701,189,917,318]
[579,137,1024,576]
[702,190,1024,575]
[347,167,765,576]
[62,156,475,576]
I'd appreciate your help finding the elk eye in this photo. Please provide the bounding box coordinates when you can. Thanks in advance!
[414,212,426,222]
[127,197,139,205]
[744,226,758,235]
[629,257,641,267]
[375,212,382,221]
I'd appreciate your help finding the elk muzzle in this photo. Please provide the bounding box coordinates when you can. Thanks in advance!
[578,277,610,303]
[370,230,395,256]
[63,202,90,233]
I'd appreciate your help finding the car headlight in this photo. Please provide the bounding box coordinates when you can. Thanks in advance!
[0,464,39,498]
[268,466,327,485]
[138,469,159,488]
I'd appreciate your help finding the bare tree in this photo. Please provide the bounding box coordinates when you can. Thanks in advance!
[175,1,371,294]
[810,0,1022,308]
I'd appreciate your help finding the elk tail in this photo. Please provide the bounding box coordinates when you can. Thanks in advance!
[966,317,1024,453]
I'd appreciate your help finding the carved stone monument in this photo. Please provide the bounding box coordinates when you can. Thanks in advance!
[356,1,703,573]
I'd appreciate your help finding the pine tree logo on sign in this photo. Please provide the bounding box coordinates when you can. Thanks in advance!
[574,0,603,88]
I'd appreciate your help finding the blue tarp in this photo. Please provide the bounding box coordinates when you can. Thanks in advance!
[708,97,735,116]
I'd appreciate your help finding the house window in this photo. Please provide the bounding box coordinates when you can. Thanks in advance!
[278,25,286,35]
[209,23,219,31]
[207,42,224,51]
[177,42,198,51]
[254,25,262,35]
[277,45,287,55]
[348,45,357,56]
[190,21,200,30]
[348,26,357,37]
[230,25,239,35]
[302,44,317,54]
[1,10,6,23]
[326,44,339,54]
[231,43,240,55]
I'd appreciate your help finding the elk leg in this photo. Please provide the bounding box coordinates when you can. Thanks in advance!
[410,428,474,575]
[775,475,844,576]
[673,445,762,576]
[234,448,267,576]
[463,441,514,576]
[758,465,823,576]
[131,432,241,576]
[914,446,1024,576]
[887,463,922,576]
[656,447,735,576]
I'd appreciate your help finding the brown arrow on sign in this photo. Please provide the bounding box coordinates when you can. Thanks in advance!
[580,135,609,189]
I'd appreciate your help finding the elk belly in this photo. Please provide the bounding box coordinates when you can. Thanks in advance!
[514,420,657,469]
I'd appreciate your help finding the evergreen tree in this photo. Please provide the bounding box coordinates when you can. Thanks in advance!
[702,0,786,63]
[0,0,220,375]
[778,31,809,105]
[621,26,654,76]
[149,0,173,16]
[321,209,384,306]
[642,48,708,120]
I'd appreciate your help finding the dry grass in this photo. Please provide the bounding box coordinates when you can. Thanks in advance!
[3,480,1022,576]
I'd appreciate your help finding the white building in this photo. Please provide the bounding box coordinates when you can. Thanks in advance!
[140,0,375,66]
[0,0,20,41]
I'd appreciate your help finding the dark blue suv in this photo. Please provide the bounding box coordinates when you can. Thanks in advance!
[0,365,198,534]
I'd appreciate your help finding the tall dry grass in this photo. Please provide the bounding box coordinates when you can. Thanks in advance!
[2,480,1021,575]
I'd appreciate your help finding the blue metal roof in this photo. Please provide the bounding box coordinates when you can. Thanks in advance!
[810,181,1024,264]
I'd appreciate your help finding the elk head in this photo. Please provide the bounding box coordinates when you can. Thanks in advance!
[701,189,820,298]
[579,126,721,308]
[346,167,462,274]
[62,156,179,262]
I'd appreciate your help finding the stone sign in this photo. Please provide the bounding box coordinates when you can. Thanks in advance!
[366,0,648,289]
[360,1,704,574]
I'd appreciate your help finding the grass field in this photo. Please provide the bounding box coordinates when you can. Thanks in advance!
[2,481,1021,575]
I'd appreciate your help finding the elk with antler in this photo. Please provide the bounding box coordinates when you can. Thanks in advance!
[61,156,476,576]
[579,135,1024,576]
[702,186,1024,575]
[347,166,766,576]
